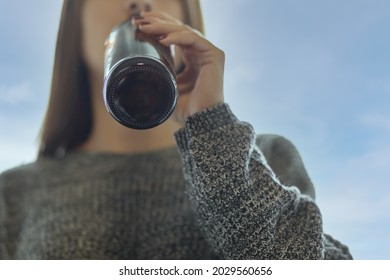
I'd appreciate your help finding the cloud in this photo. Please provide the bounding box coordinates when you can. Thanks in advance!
[0,82,33,104]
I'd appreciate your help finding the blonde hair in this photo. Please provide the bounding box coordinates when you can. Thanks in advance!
[39,0,204,157]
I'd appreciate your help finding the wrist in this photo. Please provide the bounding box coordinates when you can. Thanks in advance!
[183,103,237,136]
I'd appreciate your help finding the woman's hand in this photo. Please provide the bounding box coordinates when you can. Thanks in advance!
[132,12,225,124]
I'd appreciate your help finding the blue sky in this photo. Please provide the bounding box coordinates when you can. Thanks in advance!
[0,0,389,259]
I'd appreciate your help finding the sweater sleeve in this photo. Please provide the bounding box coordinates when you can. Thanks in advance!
[174,103,352,260]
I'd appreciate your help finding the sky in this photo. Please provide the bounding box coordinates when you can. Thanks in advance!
[0,0,389,259]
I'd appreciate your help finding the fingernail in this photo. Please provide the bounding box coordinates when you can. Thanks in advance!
[133,14,144,20]
[138,22,150,29]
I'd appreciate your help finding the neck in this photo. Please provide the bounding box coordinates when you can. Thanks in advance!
[78,72,182,154]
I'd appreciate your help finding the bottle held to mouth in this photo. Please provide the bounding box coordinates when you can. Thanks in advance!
[103,18,178,130]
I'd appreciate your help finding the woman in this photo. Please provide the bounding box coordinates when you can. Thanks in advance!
[0,0,352,259]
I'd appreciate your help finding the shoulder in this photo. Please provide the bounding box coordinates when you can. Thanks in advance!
[255,134,316,199]
[255,134,302,162]
[0,161,40,192]
[255,134,296,151]
[0,157,61,194]
[255,134,299,163]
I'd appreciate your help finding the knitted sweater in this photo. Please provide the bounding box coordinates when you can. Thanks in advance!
[0,104,352,259]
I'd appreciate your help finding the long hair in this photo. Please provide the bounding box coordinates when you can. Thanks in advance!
[39,0,204,158]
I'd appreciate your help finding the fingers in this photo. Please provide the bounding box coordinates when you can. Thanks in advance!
[159,30,213,52]
[141,11,182,24]
[133,16,191,35]
[132,11,193,38]
[135,21,213,53]
[138,21,189,36]
[132,11,185,30]
[132,11,216,52]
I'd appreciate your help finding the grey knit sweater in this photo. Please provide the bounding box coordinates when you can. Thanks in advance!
[0,104,352,259]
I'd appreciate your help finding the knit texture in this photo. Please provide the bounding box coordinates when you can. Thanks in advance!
[0,103,352,259]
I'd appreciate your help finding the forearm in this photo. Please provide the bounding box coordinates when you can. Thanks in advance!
[175,103,326,259]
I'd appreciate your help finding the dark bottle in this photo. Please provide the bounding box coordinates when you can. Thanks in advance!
[103,19,178,129]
